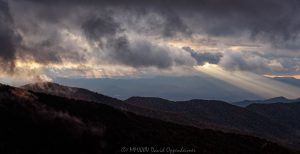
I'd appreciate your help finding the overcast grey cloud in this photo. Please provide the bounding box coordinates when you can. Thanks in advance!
[0,0,299,78]
[219,51,285,75]
[82,16,122,41]
[79,11,195,69]
[0,0,21,73]
[105,36,195,68]
[19,0,300,43]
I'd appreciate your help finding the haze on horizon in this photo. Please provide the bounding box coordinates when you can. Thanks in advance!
[1,0,300,100]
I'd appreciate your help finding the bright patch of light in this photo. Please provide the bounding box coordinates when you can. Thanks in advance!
[264,74,300,79]
[195,64,300,99]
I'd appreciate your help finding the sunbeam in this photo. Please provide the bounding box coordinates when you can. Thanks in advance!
[195,64,300,99]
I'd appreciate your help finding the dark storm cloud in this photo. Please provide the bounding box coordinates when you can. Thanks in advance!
[105,36,194,68]
[182,47,223,65]
[0,0,21,72]
[22,0,193,38]
[78,10,194,68]
[24,0,300,43]
[82,16,122,41]
[106,36,171,68]
[156,8,192,38]
[18,29,86,64]
[20,33,63,64]
[197,0,300,42]
[11,0,195,69]
[4,0,300,75]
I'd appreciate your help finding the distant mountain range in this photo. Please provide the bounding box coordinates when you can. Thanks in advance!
[234,96,300,107]
[21,82,300,150]
[0,83,295,154]
[53,76,300,102]
[54,76,263,102]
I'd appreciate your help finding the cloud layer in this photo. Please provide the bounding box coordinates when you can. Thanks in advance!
[0,0,21,73]
[0,0,300,81]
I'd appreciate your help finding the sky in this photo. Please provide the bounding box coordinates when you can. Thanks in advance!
[1,0,300,99]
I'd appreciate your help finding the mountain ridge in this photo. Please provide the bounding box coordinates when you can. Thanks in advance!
[234,96,300,107]
[20,82,300,149]
[1,83,295,154]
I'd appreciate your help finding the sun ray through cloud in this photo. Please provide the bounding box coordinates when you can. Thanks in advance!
[195,64,300,99]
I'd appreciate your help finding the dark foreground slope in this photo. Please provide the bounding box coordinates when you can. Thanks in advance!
[247,102,300,130]
[22,82,199,129]
[0,84,295,154]
[22,82,300,149]
[22,82,121,105]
